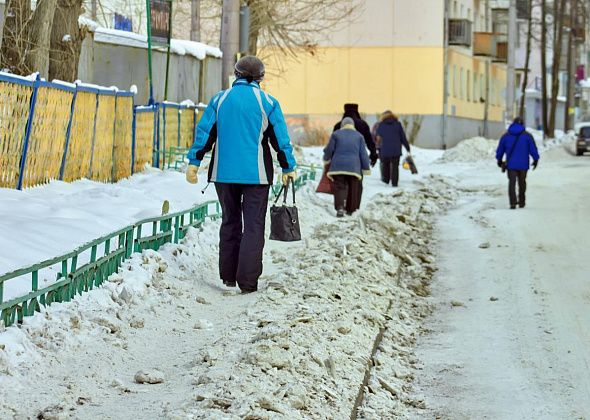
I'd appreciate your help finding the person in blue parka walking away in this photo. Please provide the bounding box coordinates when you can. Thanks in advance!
[496,117,540,209]
[323,117,371,217]
[185,56,297,293]
[375,110,411,186]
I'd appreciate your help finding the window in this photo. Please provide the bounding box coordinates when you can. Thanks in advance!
[473,73,478,102]
[465,70,471,102]
[490,78,495,105]
[454,1,458,17]
[460,68,464,99]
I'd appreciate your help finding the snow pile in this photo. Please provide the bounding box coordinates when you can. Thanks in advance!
[0,223,222,417]
[174,177,457,419]
[439,137,498,163]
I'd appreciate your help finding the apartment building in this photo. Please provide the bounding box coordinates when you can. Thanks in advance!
[263,0,509,148]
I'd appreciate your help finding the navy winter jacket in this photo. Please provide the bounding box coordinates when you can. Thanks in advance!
[323,126,371,180]
[376,117,410,158]
[496,123,540,170]
[334,112,378,162]
[187,79,297,184]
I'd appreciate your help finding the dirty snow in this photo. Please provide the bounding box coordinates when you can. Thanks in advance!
[1,135,588,418]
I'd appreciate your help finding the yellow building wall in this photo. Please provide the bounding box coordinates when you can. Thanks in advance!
[262,46,444,117]
[447,49,506,122]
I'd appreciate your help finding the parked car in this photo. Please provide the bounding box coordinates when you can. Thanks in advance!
[576,123,590,156]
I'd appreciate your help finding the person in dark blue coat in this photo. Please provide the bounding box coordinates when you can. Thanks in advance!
[323,117,371,217]
[496,117,540,209]
[375,111,410,186]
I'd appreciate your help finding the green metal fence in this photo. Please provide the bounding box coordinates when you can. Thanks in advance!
[0,167,316,328]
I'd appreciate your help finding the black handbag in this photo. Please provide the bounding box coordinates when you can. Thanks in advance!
[269,179,301,242]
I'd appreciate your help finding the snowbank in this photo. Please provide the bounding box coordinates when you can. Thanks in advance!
[439,130,575,164]
[174,177,457,418]
[89,26,222,59]
[439,137,498,163]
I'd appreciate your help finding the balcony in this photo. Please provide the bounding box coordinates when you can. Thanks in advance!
[448,19,472,47]
[473,32,497,57]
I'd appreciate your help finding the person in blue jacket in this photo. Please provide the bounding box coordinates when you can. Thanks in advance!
[185,56,297,293]
[375,110,411,186]
[496,117,540,209]
[323,117,371,217]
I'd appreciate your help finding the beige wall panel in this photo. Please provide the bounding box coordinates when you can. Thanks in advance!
[327,0,444,47]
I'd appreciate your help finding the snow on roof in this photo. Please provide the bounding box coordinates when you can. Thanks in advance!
[80,21,222,60]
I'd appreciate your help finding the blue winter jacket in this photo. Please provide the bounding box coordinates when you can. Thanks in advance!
[376,117,410,158]
[187,79,297,184]
[323,126,371,180]
[496,122,540,170]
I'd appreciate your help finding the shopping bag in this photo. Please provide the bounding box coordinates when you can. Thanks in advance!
[403,155,418,175]
[316,163,334,194]
[270,179,302,242]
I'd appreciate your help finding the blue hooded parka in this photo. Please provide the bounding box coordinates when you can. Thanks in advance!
[496,122,540,170]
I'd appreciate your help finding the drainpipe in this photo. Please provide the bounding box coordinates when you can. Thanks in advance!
[442,0,450,149]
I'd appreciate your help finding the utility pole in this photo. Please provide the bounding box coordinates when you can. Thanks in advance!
[190,0,201,42]
[442,0,449,149]
[565,0,577,131]
[506,0,517,121]
[220,0,240,89]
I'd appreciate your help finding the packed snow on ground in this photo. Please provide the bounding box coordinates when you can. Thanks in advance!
[2,135,573,418]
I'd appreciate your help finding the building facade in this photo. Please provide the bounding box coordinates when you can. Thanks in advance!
[263,0,508,148]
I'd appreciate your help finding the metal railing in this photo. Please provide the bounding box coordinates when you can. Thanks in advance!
[0,166,316,328]
[448,19,472,47]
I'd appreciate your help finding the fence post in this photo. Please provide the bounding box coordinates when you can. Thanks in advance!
[59,85,78,181]
[162,103,167,168]
[193,107,198,147]
[111,91,118,182]
[131,106,137,175]
[177,107,181,147]
[152,104,159,167]
[88,92,100,179]
[17,74,41,190]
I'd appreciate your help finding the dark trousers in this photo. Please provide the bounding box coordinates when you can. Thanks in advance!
[507,170,528,206]
[215,183,270,291]
[332,175,362,214]
[380,156,401,186]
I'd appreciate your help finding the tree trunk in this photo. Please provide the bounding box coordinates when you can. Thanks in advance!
[564,0,577,131]
[518,0,533,119]
[25,0,58,78]
[249,27,259,56]
[0,0,32,74]
[190,0,201,42]
[49,0,85,82]
[548,0,567,136]
[541,0,549,136]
